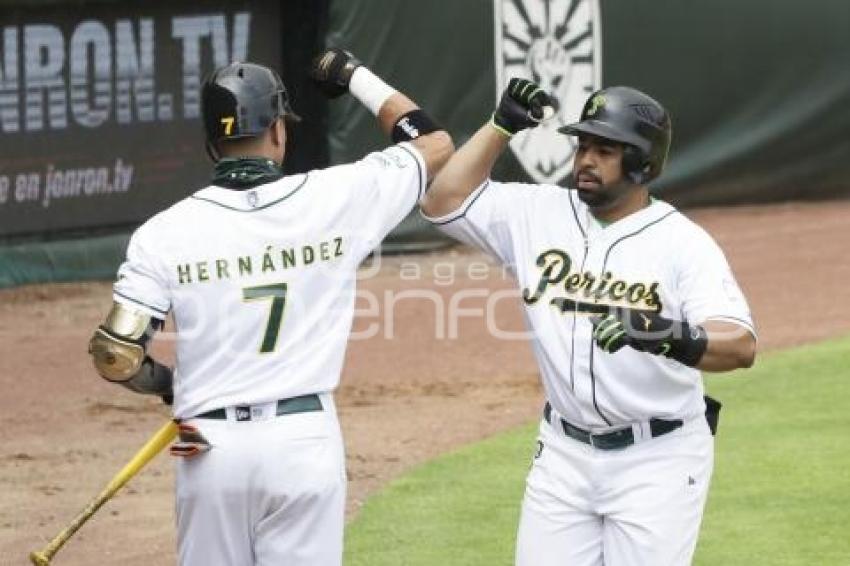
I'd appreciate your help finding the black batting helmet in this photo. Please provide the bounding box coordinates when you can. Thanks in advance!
[559,86,671,185]
[201,62,300,157]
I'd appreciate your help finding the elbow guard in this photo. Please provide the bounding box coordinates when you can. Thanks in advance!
[89,303,156,383]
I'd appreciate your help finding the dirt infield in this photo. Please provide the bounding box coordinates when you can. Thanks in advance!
[2,201,849,565]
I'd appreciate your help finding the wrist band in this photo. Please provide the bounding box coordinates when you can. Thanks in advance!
[667,324,708,367]
[391,109,440,143]
[489,115,514,138]
[349,67,397,116]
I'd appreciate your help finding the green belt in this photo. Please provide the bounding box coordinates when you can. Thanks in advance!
[195,394,323,421]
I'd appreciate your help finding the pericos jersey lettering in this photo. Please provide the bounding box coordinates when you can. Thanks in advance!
[522,248,661,313]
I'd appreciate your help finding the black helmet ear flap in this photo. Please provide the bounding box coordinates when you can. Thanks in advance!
[622,145,651,185]
[276,90,302,123]
[205,140,221,163]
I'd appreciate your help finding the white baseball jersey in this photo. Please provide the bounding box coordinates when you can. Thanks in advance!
[425,180,756,428]
[113,142,426,419]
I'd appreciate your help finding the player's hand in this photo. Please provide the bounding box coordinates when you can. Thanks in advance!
[310,47,362,98]
[591,308,673,355]
[491,78,555,137]
[590,308,708,367]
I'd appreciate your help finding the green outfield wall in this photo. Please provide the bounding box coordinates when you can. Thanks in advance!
[330,0,850,206]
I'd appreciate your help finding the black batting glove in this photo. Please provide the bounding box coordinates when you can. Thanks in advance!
[491,78,553,137]
[590,308,708,367]
[310,47,362,98]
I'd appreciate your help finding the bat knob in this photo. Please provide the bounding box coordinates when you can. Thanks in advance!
[30,551,51,565]
[527,105,557,123]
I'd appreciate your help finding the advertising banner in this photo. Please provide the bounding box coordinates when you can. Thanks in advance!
[0,1,282,238]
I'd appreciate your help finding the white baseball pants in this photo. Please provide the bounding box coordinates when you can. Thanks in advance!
[516,415,714,566]
[175,395,346,566]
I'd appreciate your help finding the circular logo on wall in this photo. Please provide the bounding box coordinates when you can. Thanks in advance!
[495,0,602,184]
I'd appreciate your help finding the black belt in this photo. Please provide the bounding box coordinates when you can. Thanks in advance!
[195,394,323,421]
[543,403,682,450]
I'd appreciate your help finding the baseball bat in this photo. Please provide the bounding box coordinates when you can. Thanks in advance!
[29,420,178,565]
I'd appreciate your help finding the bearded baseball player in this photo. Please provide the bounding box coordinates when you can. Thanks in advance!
[87,49,452,566]
[421,80,757,565]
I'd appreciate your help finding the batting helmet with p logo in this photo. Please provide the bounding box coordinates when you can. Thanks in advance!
[559,86,671,185]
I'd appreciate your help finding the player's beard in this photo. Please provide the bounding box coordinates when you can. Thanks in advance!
[569,170,633,211]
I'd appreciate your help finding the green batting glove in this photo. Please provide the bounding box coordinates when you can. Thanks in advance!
[491,78,554,137]
[590,308,709,367]
[591,314,630,353]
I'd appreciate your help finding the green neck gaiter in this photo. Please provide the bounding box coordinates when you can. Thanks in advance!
[212,157,284,190]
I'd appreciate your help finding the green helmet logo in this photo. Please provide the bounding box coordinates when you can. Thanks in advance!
[587,94,606,117]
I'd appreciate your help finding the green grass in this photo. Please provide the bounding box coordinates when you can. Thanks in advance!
[345,336,850,566]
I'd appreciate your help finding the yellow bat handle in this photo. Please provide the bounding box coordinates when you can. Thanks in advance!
[29,420,178,565]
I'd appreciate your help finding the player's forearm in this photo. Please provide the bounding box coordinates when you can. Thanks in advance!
[375,92,417,136]
[422,79,554,217]
[696,320,757,372]
[420,123,509,217]
[591,310,756,370]
[117,356,174,396]
[89,302,174,399]
[312,51,453,181]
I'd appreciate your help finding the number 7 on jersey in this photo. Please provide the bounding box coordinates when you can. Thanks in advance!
[243,283,288,353]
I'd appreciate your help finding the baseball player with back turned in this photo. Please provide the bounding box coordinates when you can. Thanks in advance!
[421,80,757,565]
[87,48,452,566]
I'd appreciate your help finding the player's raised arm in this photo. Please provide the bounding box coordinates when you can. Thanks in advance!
[420,79,554,217]
[310,48,453,181]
